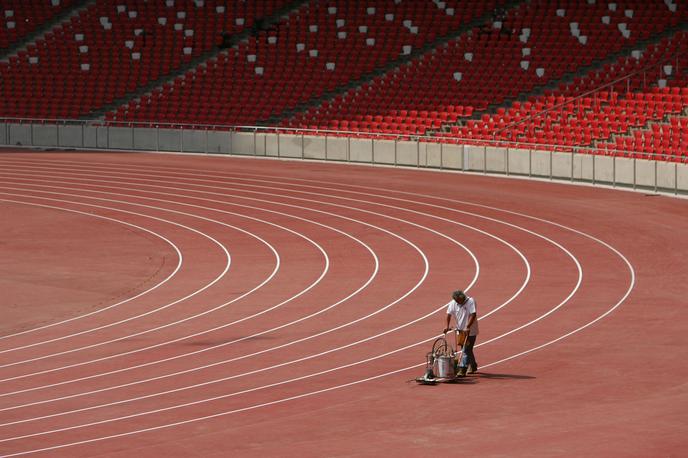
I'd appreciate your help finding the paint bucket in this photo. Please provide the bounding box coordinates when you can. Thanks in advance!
[436,355,455,378]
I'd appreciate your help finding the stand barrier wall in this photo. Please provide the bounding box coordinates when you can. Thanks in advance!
[1,121,686,195]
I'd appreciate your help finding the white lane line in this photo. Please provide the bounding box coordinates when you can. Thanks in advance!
[0,163,596,450]
[0,250,622,451]
[139,167,635,344]
[0,168,540,405]
[2,165,581,386]
[0,191,379,392]
[0,176,479,400]
[105,168,588,325]
[0,158,636,455]
[0,223,564,434]
[0,191,234,362]
[0,191,555,427]
[0,236,633,455]
[0,164,545,325]
[2,165,634,336]
[0,183,399,383]
[0,240,433,443]
[0,245,499,429]
[0,200,183,340]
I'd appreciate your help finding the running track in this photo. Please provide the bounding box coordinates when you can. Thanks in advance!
[0,150,686,457]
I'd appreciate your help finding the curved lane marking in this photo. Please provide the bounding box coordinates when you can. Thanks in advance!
[0,199,183,340]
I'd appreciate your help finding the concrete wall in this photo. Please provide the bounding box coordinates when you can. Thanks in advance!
[107,126,133,149]
[372,139,394,165]
[133,127,157,151]
[274,133,303,158]
[159,128,181,151]
[552,151,572,179]
[486,147,507,174]
[678,162,688,191]
[396,140,418,166]
[464,145,484,171]
[2,122,686,195]
[635,160,656,188]
[614,157,635,186]
[349,137,372,163]
[421,142,462,169]
[443,144,463,169]
[9,124,32,146]
[57,125,84,147]
[209,130,231,154]
[181,129,208,153]
[530,149,552,178]
[264,133,279,157]
[33,124,58,146]
[231,131,257,155]
[657,161,678,190]
[507,148,530,175]
[323,136,348,161]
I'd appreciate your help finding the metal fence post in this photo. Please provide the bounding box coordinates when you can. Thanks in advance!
[612,155,616,188]
[394,137,398,166]
[483,145,487,174]
[529,148,532,177]
[570,147,574,182]
[372,137,375,164]
[417,138,420,168]
[347,135,350,162]
[440,141,443,170]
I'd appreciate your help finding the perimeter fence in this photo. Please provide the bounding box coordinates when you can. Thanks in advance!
[1,117,686,196]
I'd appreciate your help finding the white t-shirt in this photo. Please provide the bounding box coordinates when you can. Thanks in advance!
[446,296,479,336]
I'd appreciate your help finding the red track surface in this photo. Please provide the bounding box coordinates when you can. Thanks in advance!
[0,150,686,457]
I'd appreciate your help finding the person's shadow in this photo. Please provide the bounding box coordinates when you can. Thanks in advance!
[474,372,535,380]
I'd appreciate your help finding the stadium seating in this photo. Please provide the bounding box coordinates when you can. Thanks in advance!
[0,0,77,50]
[108,0,500,125]
[0,0,687,162]
[595,85,688,162]
[283,0,687,138]
[0,0,290,118]
[434,30,688,162]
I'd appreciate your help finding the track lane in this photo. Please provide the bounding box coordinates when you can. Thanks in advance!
[0,153,644,457]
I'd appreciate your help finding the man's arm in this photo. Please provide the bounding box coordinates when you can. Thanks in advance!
[465,312,476,331]
[444,313,452,333]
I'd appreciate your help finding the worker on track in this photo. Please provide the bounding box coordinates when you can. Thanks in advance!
[443,290,479,376]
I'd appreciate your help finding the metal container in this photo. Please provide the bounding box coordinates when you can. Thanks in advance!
[436,355,455,378]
